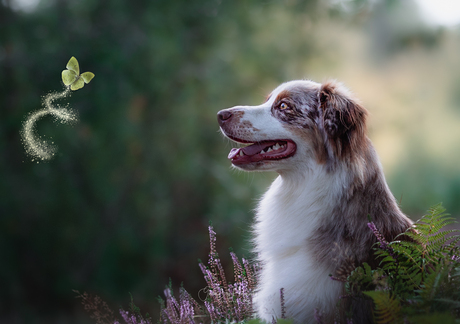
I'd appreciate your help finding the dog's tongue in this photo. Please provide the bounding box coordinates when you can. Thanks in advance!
[228,142,275,160]
[228,140,296,165]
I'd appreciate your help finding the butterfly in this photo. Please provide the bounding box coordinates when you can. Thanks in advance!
[61,56,95,91]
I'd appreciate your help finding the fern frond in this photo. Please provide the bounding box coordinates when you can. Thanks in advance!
[444,236,460,252]
[364,291,401,324]
[413,204,453,238]
[419,266,443,301]
[426,229,458,246]
[390,244,422,267]
[390,204,459,268]
[346,204,460,322]
[390,240,421,253]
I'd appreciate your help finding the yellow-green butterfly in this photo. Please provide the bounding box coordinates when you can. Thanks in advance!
[61,56,95,91]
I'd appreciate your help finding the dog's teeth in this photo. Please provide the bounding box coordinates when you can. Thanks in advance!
[273,143,280,150]
[239,150,244,156]
[266,147,272,153]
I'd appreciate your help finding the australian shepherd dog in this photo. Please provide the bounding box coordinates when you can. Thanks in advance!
[217,80,412,323]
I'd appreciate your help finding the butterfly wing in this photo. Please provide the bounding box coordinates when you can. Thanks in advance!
[70,77,85,91]
[80,72,95,84]
[62,70,77,86]
[66,56,80,75]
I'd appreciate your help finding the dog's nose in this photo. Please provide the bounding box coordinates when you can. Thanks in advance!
[217,110,232,126]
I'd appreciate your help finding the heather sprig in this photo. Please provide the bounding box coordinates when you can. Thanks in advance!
[116,309,153,324]
[367,222,389,250]
[159,286,202,324]
[367,221,398,262]
[197,225,257,322]
[74,290,117,324]
[158,225,259,323]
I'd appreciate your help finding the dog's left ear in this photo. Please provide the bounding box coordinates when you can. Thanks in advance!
[319,80,368,159]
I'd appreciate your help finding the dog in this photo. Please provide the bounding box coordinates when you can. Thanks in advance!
[217,80,413,323]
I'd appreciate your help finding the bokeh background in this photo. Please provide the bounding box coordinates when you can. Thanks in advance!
[2,0,460,322]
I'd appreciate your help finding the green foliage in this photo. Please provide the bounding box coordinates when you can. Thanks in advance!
[376,204,460,296]
[246,319,293,324]
[78,205,460,324]
[363,291,401,324]
[346,262,387,294]
[345,204,460,323]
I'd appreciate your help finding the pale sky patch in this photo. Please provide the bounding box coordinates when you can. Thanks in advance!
[415,0,460,27]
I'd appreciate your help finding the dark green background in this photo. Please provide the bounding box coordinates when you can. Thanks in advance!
[1,0,459,323]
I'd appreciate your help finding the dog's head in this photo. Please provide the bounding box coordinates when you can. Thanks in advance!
[217,80,368,172]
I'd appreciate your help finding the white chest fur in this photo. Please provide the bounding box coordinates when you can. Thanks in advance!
[253,170,346,323]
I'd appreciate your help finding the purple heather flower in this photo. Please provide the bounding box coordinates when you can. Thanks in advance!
[230,252,244,282]
[120,310,130,323]
[158,226,259,323]
[314,308,323,324]
[367,222,389,250]
[368,222,398,261]
[330,275,347,282]
[117,309,153,324]
[208,226,217,266]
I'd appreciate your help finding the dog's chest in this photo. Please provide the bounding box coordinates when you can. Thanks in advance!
[254,174,337,257]
[253,175,344,321]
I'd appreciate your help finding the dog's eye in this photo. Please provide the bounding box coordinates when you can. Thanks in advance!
[279,103,289,110]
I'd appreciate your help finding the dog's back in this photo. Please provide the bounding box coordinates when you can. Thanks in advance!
[218,80,412,323]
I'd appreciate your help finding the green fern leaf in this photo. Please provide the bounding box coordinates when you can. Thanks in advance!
[364,291,401,324]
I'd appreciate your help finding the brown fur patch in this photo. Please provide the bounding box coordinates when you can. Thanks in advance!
[232,110,244,120]
[274,89,291,103]
[219,109,262,140]
[320,81,368,166]
[311,128,328,164]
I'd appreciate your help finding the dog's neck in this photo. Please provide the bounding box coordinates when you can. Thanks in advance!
[253,163,346,259]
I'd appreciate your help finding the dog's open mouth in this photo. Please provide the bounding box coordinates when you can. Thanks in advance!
[228,140,296,165]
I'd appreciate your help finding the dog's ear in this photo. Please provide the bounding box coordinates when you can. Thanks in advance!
[319,80,368,159]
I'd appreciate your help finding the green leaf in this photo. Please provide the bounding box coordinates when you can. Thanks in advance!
[66,56,80,75]
[61,69,77,86]
[364,291,401,324]
[363,262,372,275]
[81,71,95,84]
[70,77,85,91]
